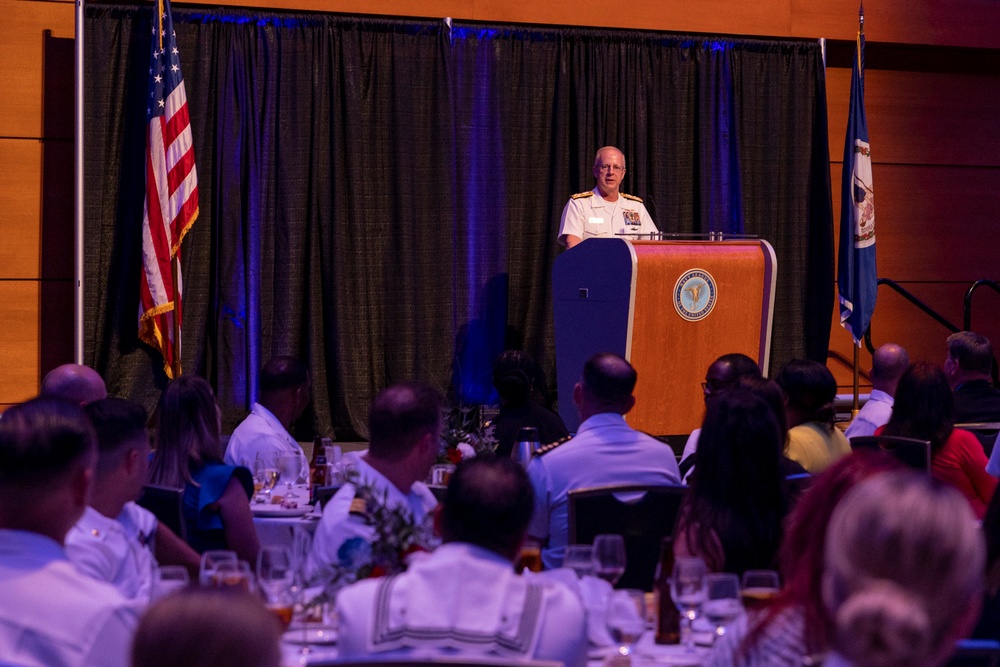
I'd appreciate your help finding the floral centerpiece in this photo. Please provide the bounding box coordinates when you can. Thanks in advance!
[438,404,499,464]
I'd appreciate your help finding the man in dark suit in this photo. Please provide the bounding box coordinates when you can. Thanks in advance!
[945,331,1000,423]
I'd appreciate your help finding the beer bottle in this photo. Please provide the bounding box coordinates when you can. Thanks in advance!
[654,535,681,644]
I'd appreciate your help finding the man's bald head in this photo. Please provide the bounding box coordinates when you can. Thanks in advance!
[871,343,909,396]
[40,364,107,406]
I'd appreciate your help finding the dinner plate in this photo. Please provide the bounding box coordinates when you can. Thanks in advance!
[283,626,338,645]
[251,503,313,518]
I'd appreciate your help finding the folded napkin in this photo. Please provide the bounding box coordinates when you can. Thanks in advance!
[525,568,614,646]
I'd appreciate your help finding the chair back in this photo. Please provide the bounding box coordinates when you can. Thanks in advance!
[137,484,186,540]
[849,435,931,473]
[947,639,1000,667]
[955,423,1000,457]
[568,484,687,591]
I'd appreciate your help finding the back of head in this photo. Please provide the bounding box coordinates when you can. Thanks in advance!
[776,359,837,425]
[871,344,910,389]
[581,353,637,411]
[150,375,221,487]
[823,471,984,667]
[735,375,788,442]
[441,457,534,560]
[40,364,107,405]
[492,350,535,404]
[883,362,954,451]
[259,356,309,395]
[0,397,96,491]
[715,353,762,381]
[367,382,444,461]
[947,331,994,375]
[84,398,149,477]
[132,588,282,667]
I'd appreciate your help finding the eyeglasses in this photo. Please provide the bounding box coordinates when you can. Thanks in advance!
[595,164,625,173]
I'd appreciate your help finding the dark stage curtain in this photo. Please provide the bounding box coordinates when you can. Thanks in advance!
[83,7,833,439]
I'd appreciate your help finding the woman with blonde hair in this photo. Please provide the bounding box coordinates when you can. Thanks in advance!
[148,375,259,562]
[822,471,984,667]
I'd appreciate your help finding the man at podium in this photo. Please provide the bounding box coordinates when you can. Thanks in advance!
[557,146,659,248]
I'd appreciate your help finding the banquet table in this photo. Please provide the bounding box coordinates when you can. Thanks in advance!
[252,485,321,549]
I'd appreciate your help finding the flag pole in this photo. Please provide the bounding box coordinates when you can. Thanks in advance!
[851,3,864,418]
[172,253,181,377]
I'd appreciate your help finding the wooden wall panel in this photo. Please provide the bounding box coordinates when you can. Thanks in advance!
[0,281,41,404]
[0,139,43,278]
[827,68,1000,168]
[0,0,74,138]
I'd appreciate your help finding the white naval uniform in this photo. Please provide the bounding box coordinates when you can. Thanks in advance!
[65,502,159,603]
[843,389,894,439]
[307,457,437,582]
[224,402,309,480]
[0,530,139,667]
[557,187,658,246]
[336,542,587,667]
[527,412,682,569]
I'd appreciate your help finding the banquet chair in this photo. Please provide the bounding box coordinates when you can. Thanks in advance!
[955,422,1000,457]
[137,485,186,540]
[568,484,687,591]
[947,638,1000,667]
[849,435,931,473]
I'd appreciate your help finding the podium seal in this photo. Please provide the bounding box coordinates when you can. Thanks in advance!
[673,269,717,321]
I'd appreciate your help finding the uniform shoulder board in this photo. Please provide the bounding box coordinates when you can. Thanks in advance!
[571,191,594,199]
[534,435,572,456]
[621,192,643,203]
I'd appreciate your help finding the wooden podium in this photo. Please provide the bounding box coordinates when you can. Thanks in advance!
[552,238,777,435]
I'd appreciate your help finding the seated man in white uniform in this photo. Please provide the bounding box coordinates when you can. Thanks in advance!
[307,382,441,582]
[843,343,909,439]
[337,457,587,667]
[528,352,682,569]
[224,356,311,481]
[65,398,199,602]
[557,145,659,248]
[0,397,139,667]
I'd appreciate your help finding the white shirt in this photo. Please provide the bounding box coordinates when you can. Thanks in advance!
[65,503,159,603]
[224,402,309,479]
[527,412,682,569]
[0,530,139,667]
[337,542,587,667]
[307,458,438,582]
[844,389,894,439]
[558,188,658,246]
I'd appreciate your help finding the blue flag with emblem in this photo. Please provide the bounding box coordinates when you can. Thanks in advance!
[837,14,877,345]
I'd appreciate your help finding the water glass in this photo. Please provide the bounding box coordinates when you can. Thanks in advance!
[592,534,626,586]
[605,589,647,657]
[562,544,595,578]
[150,565,190,601]
[703,573,743,639]
[671,557,706,651]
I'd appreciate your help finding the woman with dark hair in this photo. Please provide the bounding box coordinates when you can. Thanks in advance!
[878,361,996,518]
[489,350,568,459]
[673,389,788,574]
[148,375,259,562]
[706,450,901,667]
[776,359,851,473]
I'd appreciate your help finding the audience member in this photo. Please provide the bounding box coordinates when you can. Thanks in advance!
[777,360,851,473]
[0,397,138,666]
[308,382,442,581]
[736,376,808,481]
[878,361,997,518]
[65,398,199,602]
[148,375,259,562]
[337,457,587,667]
[972,477,1000,639]
[674,389,788,574]
[945,331,1000,424]
[844,343,909,439]
[224,356,311,480]
[527,352,681,569]
[706,450,901,667]
[822,472,983,667]
[490,350,569,459]
[131,588,282,667]
[679,353,762,480]
[39,363,107,405]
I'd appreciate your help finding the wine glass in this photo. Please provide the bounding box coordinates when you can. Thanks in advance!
[150,565,189,601]
[740,570,780,611]
[257,546,295,630]
[278,452,302,495]
[562,544,595,578]
[592,534,626,586]
[671,557,707,652]
[703,573,743,639]
[605,589,648,657]
[199,549,237,586]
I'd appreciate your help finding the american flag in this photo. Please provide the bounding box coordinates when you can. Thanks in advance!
[139,0,198,378]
